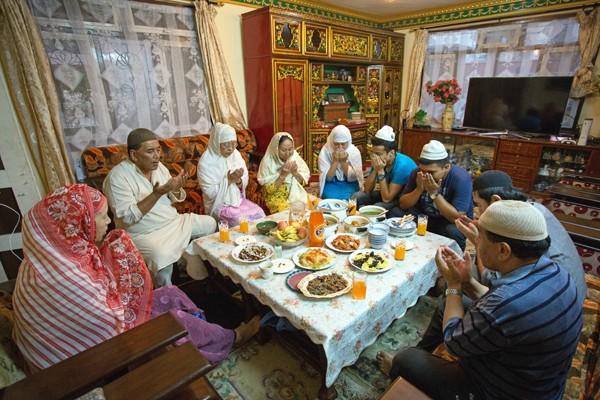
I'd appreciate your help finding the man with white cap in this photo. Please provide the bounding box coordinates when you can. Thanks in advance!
[318,124,364,200]
[379,201,582,399]
[394,140,473,249]
[104,128,217,287]
[355,125,416,208]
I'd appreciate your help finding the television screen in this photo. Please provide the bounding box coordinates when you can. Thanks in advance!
[462,77,573,135]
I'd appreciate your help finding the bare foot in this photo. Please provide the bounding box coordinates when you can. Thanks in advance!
[234,316,260,347]
[376,351,394,376]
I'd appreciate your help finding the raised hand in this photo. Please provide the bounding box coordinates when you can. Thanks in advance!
[372,154,385,172]
[455,216,479,244]
[423,172,440,194]
[289,160,298,173]
[435,246,472,286]
[281,160,293,174]
[416,171,426,191]
[153,169,186,195]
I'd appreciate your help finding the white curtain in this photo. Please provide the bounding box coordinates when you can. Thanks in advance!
[421,17,581,128]
[28,0,213,179]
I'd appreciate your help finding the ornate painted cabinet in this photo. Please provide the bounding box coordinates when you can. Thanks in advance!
[242,7,404,172]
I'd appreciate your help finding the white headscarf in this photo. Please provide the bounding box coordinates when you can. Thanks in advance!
[258,132,311,205]
[318,125,364,196]
[197,123,248,217]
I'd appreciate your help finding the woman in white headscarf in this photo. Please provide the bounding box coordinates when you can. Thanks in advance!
[258,132,311,214]
[197,123,265,226]
[318,125,364,200]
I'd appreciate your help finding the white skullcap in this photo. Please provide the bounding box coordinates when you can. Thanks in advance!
[375,125,395,142]
[420,140,448,161]
[331,125,351,143]
[478,200,548,241]
[215,122,236,144]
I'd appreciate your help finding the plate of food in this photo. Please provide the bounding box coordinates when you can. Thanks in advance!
[292,247,337,271]
[325,233,363,253]
[286,270,312,291]
[271,221,308,248]
[231,243,274,264]
[297,271,352,299]
[348,249,392,273]
[271,258,295,274]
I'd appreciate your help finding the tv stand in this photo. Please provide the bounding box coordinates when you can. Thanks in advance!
[401,127,600,192]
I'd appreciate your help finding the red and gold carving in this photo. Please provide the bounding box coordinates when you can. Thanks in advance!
[390,37,404,63]
[366,68,381,115]
[357,66,366,82]
[273,20,301,53]
[311,134,327,173]
[277,64,304,81]
[332,30,369,58]
[311,85,328,126]
[372,36,389,61]
[304,23,328,55]
[311,63,323,81]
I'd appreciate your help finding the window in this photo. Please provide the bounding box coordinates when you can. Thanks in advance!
[29,0,212,179]
[420,17,580,128]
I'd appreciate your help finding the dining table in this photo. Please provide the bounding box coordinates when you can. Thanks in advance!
[192,211,460,399]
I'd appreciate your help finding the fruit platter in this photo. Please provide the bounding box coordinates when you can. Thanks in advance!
[271,221,308,248]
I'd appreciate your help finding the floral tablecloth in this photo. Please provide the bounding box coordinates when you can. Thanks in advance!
[193,212,460,387]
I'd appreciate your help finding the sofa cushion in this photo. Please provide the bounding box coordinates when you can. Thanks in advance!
[81,130,265,216]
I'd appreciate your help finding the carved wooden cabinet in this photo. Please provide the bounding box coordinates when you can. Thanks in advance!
[242,7,404,172]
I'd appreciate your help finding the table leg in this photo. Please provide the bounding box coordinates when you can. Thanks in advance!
[318,346,337,400]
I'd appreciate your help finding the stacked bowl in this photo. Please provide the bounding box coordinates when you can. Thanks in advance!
[367,223,390,249]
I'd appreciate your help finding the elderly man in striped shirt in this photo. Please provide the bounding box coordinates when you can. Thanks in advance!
[378,201,582,399]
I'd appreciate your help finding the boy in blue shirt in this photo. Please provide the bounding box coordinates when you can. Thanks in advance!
[391,140,473,249]
[355,126,416,209]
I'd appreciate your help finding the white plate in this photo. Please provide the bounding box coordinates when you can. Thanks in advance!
[325,233,364,253]
[271,258,295,274]
[389,238,415,251]
[235,235,257,246]
[348,249,392,273]
[297,271,352,299]
[292,247,337,271]
[231,243,274,264]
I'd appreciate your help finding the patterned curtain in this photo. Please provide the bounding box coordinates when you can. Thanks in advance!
[420,17,581,128]
[402,29,428,128]
[28,0,213,179]
[0,0,75,192]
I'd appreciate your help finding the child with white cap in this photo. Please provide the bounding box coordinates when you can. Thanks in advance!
[379,200,582,400]
[392,139,473,249]
[354,125,416,209]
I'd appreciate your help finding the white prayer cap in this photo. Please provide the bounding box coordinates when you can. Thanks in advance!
[420,140,448,161]
[331,125,351,143]
[478,200,548,241]
[375,125,395,142]
[215,122,237,144]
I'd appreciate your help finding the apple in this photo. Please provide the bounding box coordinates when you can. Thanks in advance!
[277,221,289,231]
[297,226,307,239]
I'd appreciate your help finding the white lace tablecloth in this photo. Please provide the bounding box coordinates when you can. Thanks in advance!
[193,212,460,387]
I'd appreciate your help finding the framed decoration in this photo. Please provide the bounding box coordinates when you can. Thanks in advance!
[327,94,346,104]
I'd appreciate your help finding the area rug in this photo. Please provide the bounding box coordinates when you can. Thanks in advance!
[206,296,437,400]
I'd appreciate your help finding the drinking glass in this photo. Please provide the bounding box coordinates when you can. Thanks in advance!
[219,221,230,242]
[239,214,249,234]
[417,215,428,236]
[352,271,367,300]
[394,239,406,261]
[289,201,306,225]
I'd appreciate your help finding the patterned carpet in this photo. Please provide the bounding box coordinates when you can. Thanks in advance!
[206,296,437,400]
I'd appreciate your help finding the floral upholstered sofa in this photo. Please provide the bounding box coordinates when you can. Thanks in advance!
[80,129,266,215]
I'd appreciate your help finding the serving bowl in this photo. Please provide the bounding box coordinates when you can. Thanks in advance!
[343,215,370,234]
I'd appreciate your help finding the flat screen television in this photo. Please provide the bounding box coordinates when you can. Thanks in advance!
[462,76,573,135]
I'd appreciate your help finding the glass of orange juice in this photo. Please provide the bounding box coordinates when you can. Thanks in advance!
[219,221,230,242]
[394,239,406,261]
[417,214,428,236]
[239,215,249,234]
[352,270,367,300]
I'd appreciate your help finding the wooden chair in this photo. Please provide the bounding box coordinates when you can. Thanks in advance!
[0,313,216,400]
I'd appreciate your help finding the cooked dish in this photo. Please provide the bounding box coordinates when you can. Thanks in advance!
[351,220,368,227]
[238,244,271,261]
[351,251,389,272]
[299,249,333,269]
[331,235,360,251]
[306,273,350,296]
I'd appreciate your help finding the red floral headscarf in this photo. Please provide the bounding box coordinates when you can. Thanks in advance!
[12,184,153,369]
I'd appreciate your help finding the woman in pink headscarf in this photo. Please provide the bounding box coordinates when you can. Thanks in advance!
[12,184,258,371]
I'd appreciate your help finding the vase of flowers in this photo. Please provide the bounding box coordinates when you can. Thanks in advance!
[425,79,461,131]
